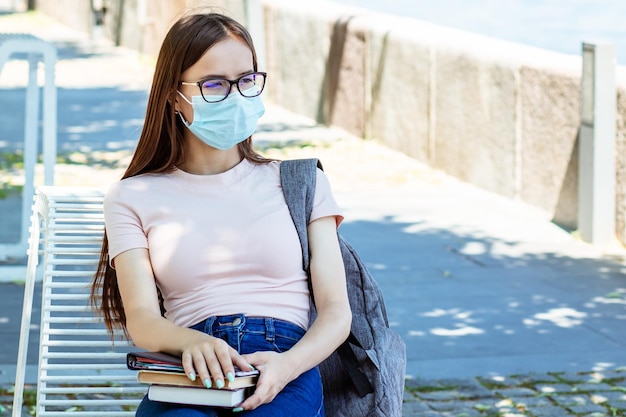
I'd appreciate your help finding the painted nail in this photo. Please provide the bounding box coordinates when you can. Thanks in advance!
[232,407,244,413]
[188,372,196,382]
[248,364,256,371]
[227,372,235,383]
[216,379,224,389]
[204,378,212,389]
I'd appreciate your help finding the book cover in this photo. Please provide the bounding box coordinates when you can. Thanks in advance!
[137,369,258,389]
[127,351,185,373]
[147,384,252,408]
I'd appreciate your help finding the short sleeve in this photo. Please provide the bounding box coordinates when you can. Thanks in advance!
[310,168,344,227]
[103,181,149,267]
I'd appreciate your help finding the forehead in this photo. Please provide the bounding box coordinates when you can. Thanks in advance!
[182,36,254,80]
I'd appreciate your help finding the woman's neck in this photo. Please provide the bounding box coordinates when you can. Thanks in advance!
[178,140,243,175]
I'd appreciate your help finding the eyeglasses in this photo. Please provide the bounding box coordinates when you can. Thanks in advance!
[180,71,267,103]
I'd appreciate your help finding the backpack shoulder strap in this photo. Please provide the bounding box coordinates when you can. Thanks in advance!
[279,158,321,272]
[280,159,375,398]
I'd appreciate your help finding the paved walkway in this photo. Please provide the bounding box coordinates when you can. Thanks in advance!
[0,10,625,417]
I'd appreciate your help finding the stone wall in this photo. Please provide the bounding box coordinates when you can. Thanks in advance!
[36,0,626,245]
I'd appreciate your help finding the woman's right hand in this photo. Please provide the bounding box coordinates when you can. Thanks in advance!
[181,332,254,389]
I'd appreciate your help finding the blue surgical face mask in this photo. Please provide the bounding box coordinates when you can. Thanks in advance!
[177,91,265,150]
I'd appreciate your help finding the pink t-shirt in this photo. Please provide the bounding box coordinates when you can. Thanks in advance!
[104,159,342,329]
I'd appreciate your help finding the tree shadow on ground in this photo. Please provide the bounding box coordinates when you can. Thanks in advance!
[339,216,626,377]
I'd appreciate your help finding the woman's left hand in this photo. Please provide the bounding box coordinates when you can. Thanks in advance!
[236,351,296,410]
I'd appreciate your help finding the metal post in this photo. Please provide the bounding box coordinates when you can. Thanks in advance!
[0,35,56,262]
[578,42,616,245]
[20,54,39,251]
[42,46,57,185]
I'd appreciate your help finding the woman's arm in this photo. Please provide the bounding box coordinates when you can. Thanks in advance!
[114,248,253,388]
[240,215,351,409]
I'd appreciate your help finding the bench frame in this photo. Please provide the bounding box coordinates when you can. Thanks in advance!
[13,186,144,417]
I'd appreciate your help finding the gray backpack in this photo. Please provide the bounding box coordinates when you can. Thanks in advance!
[280,158,406,417]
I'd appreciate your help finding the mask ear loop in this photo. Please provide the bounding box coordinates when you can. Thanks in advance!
[177,90,193,105]
[175,91,193,125]
[177,111,191,126]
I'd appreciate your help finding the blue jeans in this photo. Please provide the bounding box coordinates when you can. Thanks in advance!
[135,314,324,417]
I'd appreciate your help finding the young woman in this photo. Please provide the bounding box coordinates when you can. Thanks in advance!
[90,11,351,417]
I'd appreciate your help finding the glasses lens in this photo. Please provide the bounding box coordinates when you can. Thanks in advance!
[238,73,265,97]
[200,79,230,102]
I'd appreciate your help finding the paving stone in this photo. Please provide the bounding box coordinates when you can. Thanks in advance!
[605,399,626,410]
[404,390,418,401]
[596,370,626,381]
[567,404,609,414]
[528,406,573,417]
[477,375,519,387]
[402,400,432,413]
[402,409,445,417]
[416,390,465,401]
[508,395,554,408]
[535,384,578,394]
[552,372,601,383]
[405,378,452,390]
[441,379,496,399]
[469,399,520,415]
[550,394,594,406]
[454,408,483,417]
[410,411,448,417]
[589,391,626,403]
[437,378,485,390]
[513,373,561,384]
[495,387,538,397]
[574,383,615,392]
[436,412,477,417]
[585,372,624,384]
[428,400,470,412]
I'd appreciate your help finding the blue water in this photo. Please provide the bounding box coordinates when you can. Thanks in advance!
[331,0,626,65]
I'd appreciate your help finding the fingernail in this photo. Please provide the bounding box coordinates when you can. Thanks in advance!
[227,372,235,383]
[189,372,196,382]
[204,378,212,389]
[232,407,243,413]
[248,364,255,371]
[216,379,224,389]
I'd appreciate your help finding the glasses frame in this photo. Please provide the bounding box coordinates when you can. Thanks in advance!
[180,71,267,103]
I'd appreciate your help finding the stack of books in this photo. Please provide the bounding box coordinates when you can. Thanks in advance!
[127,351,259,408]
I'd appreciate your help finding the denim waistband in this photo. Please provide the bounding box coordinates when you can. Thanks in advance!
[189,313,306,342]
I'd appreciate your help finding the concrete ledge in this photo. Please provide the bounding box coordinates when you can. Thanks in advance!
[261,0,625,236]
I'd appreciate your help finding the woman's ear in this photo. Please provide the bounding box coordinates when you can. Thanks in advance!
[171,90,181,114]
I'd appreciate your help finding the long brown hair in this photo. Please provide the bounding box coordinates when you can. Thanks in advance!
[91,12,272,338]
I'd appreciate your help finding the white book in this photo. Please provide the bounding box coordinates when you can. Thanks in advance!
[147,384,251,408]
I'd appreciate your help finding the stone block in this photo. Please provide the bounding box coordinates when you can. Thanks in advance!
[362,17,431,163]
[433,46,518,198]
[326,15,367,138]
[263,1,335,122]
[518,66,581,226]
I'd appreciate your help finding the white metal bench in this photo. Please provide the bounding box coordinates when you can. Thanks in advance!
[13,186,144,417]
